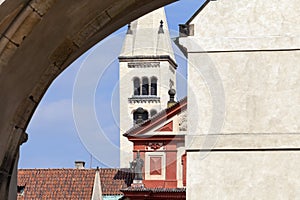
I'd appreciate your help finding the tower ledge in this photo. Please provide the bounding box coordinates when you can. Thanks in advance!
[118,55,177,69]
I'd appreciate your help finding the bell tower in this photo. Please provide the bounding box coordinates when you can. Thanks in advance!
[119,7,177,167]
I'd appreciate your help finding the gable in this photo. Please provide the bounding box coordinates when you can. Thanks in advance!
[124,97,187,137]
[155,121,173,132]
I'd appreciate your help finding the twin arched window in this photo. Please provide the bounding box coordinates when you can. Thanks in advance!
[133,77,157,96]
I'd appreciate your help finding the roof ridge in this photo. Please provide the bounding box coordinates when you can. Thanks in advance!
[18,168,97,171]
[124,96,187,136]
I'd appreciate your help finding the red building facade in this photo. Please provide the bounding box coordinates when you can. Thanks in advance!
[122,97,187,199]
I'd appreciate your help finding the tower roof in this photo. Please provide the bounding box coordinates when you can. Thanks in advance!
[120,7,175,61]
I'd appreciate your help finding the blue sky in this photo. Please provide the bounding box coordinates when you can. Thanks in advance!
[19,0,205,169]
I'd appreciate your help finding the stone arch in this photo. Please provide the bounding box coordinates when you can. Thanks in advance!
[0,0,176,198]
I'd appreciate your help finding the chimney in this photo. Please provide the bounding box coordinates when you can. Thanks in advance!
[75,161,85,169]
[167,89,176,108]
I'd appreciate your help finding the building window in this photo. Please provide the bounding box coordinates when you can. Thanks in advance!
[142,77,149,95]
[133,109,149,124]
[133,76,158,97]
[133,77,140,95]
[150,109,157,117]
[133,111,138,123]
[151,77,157,96]
[142,110,149,121]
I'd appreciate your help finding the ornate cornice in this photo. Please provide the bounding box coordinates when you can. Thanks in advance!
[119,55,177,69]
[128,96,160,104]
[148,142,164,151]
[128,62,160,68]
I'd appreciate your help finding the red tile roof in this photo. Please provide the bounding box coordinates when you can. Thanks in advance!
[17,168,133,199]
[100,168,133,195]
[17,169,95,199]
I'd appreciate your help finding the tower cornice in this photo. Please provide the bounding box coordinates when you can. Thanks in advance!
[118,55,178,69]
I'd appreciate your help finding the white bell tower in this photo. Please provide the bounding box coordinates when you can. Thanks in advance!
[118,7,177,167]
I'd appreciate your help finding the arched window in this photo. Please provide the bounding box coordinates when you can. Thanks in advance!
[133,109,149,124]
[142,110,149,120]
[142,77,149,95]
[133,77,140,96]
[150,109,157,117]
[151,77,157,96]
[133,111,138,122]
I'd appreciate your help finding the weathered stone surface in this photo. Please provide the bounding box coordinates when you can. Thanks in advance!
[179,0,300,199]
[0,4,23,34]
[29,0,56,16]
[0,0,176,198]
[187,151,300,199]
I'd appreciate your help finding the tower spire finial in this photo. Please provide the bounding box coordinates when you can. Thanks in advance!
[158,20,164,34]
[127,23,133,34]
[167,88,176,108]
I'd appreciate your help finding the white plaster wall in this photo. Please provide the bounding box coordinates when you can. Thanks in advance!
[187,151,300,200]
[183,0,300,52]
[176,144,185,188]
[181,0,300,150]
[192,0,300,38]
[160,62,176,105]
[187,51,300,143]
[179,0,300,198]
